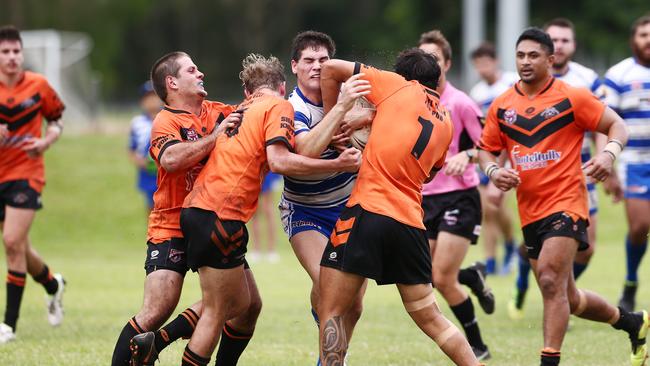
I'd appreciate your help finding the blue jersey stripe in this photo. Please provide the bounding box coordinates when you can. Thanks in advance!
[627,139,650,147]
[295,111,310,124]
[284,172,355,194]
[620,82,650,93]
[603,78,623,93]
[621,110,650,119]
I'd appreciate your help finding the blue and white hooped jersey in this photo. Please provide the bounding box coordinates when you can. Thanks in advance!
[555,61,601,163]
[129,113,157,192]
[469,71,519,115]
[601,58,650,166]
[283,87,356,207]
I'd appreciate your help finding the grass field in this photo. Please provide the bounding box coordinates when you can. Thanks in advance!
[0,132,648,365]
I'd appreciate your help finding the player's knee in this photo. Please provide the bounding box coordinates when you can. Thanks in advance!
[2,233,26,257]
[432,274,455,294]
[628,224,650,244]
[537,271,563,298]
[245,292,263,321]
[347,298,363,323]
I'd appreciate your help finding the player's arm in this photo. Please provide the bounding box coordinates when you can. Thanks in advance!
[266,142,361,176]
[582,106,628,183]
[478,103,519,191]
[295,73,370,158]
[445,105,483,176]
[321,59,359,114]
[160,111,242,173]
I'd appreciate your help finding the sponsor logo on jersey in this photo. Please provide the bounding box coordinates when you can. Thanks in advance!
[511,145,562,171]
[541,106,560,119]
[504,109,517,124]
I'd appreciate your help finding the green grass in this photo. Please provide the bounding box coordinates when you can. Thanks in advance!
[0,132,648,365]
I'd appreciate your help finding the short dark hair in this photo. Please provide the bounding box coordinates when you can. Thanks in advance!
[290,31,336,62]
[516,27,554,55]
[631,14,650,37]
[470,42,496,60]
[418,30,452,62]
[0,25,22,45]
[543,17,575,32]
[394,48,441,90]
[150,51,189,103]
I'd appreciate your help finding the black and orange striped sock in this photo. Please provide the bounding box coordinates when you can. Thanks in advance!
[182,345,209,366]
[154,308,198,352]
[540,348,561,366]
[32,264,58,295]
[4,271,26,331]
[110,317,143,366]
[214,322,253,366]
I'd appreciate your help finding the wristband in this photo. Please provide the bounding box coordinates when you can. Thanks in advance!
[602,150,617,162]
[602,140,623,161]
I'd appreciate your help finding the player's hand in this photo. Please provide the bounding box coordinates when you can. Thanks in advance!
[582,151,613,183]
[486,181,506,207]
[215,111,243,137]
[0,124,8,141]
[491,167,520,191]
[444,152,470,176]
[330,130,351,147]
[336,147,362,172]
[603,169,624,203]
[342,104,375,131]
[20,137,49,158]
[337,73,371,112]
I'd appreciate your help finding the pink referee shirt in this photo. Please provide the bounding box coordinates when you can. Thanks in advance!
[422,82,483,196]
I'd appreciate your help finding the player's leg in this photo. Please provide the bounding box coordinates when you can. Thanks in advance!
[25,241,66,326]
[261,193,279,262]
[478,185,498,274]
[1,206,35,341]
[573,213,596,280]
[111,267,184,366]
[620,198,650,311]
[318,266,365,366]
[397,283,479,365]
[509,243,531,319]
[496,195,516,275]
[215,266,263,365]
[433,232,490,359]
[184,265,250,366]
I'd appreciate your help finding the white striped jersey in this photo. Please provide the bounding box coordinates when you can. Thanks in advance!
[469,71,519,115]
[554,61,601,163]
[601,58,650,166]
[283,87,356,207]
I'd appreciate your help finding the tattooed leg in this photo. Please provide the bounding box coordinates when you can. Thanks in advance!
[322,316,347,366]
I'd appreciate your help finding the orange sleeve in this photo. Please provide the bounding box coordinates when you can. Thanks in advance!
[478,102,505,154]
[264,100,295,151]
[355,62,406,106]
[150,115,183,163]
[40,79,65,122]
[570,88,605,131]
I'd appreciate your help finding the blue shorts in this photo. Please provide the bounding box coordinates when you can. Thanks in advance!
[279,197,346,239]
[261,172,281,193]
[587,182,598,216]
[622,163,650,200]
[478,169,489,186]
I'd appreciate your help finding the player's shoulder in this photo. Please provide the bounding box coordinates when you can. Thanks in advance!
[152,106,188,128]
[130,113,152,128]
[469,81,487,100]
[568,61,598,79]
[23,70,48,84]
[203,100,234,113]
[605,57,637,80]
[490,84,518,106]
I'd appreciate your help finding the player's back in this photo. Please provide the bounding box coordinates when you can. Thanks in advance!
[184,92,294,223]
[348,64,453,229]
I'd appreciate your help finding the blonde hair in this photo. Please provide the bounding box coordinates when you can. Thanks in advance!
[239,54,286,94]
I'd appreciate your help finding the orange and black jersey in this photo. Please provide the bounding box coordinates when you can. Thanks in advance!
[479,78,604,226]
[0,71,65,192]
[147,101,235,243]
[346,63,453,229]
[184,92,295,222]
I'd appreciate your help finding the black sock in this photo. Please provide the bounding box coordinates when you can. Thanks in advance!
[458,268,479,287]
[154,308,198,352]
[612,306,640,335]
[32,264,58,295]
[4,271,26,331]
[541,348,561,365]
[183,345,210,366]
[214,322,253,366]
[450,297,486,350]
[111,317,144,366]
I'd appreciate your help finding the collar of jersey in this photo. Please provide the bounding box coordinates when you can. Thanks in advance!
[295,87,323,107]
[514,77,555,97]
[163,105,192,114]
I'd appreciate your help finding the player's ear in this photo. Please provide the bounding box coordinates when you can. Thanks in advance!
[244,88,251,99]
[279,82,286,97]
[547,53,555,68]
[166,75,178,92]
[290,59,298,74]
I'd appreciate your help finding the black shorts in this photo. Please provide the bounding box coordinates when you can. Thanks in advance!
[0,180,42,221]
[522,211,589,260]
[320,204,432,285]
[180,207,249,271]
[422,187,482,244]
[144,238,189,276]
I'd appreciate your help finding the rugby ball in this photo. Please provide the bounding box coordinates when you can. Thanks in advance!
[345,97,375,151]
